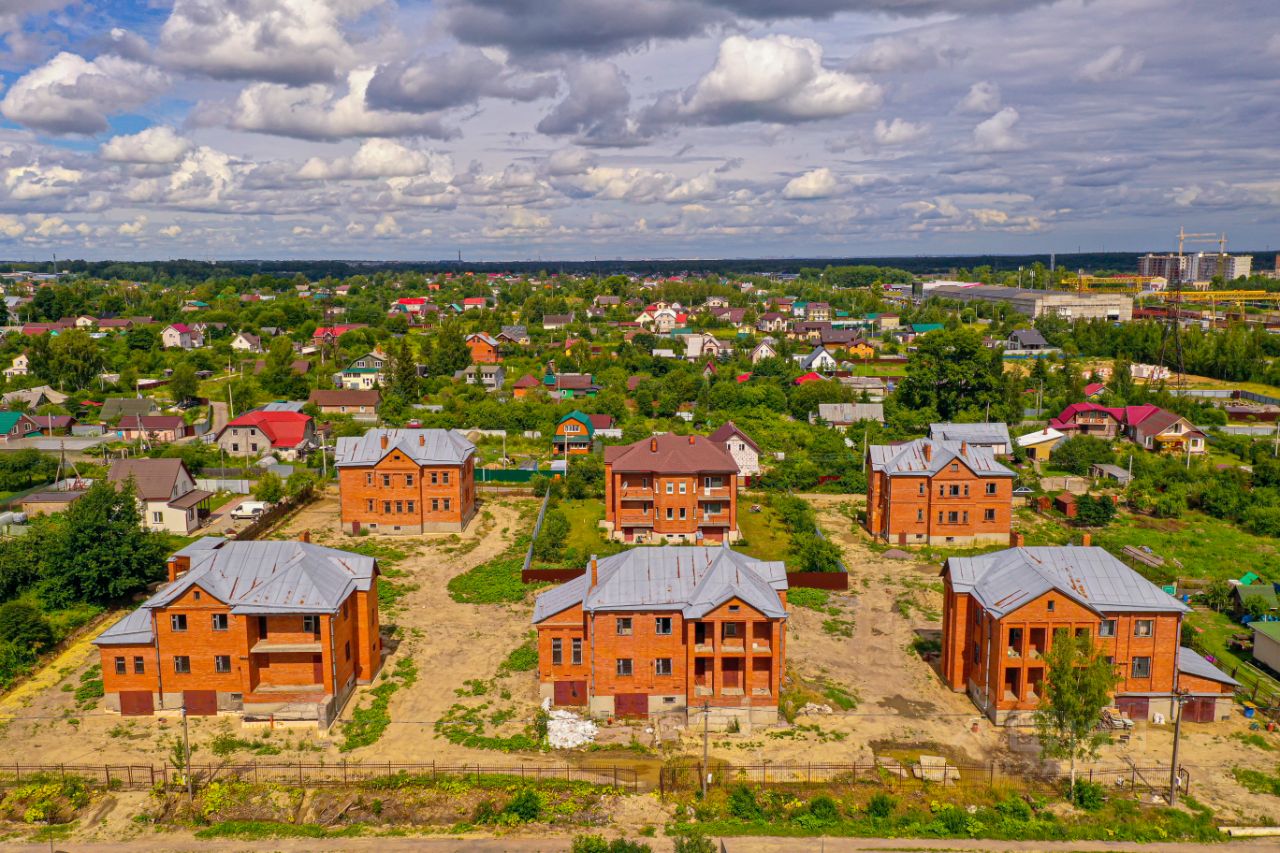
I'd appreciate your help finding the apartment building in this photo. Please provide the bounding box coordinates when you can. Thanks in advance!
[941,546,1237,723]
[603,433,740,544]
[533,546,788,726]
[93,534,381,725]
[335,428,477,534]
[865,438,1015,546]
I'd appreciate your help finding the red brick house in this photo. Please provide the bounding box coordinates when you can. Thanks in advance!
[941,546,1236,723]
[603,434,739,544]
[335,428,477,533]
[534,546,788,727]
[465,333,501,364]
[93,534,381,725]
[866,438,1015,546]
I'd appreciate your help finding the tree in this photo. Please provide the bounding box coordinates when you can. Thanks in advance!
[426,322,470,377]
[40,479,169,607]
[1050,435,1114,476]
[1202,579,1233,612]
[533,509,569,562]
[896,327,1015,421]
[168,363,198,404]
[259,336,308,399]
[253,471,285,503]
[1073,494,1116,527]
[1035,632,1121,788]
[0,601,53,652]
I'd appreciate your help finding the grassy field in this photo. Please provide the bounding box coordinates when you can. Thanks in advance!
[736,502,792,562]
[1016,507,1279,585]
[556,498,620,559]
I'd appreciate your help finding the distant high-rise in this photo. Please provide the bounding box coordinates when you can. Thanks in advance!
[1186,252,1252,281]
[1138,253,1187,282]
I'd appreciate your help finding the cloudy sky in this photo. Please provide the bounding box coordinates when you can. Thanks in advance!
[0,0,1277,261]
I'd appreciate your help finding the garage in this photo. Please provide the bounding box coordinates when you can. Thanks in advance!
[183,690,218,716]
[614,693,648,718]
[1182,697,1217,723]
[118,691,153,716]
[554,680,587,706]
[1115,696,1149,721]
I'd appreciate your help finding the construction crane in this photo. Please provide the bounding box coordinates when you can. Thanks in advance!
[1156,227,1227,390]
[1059,273,1157,294]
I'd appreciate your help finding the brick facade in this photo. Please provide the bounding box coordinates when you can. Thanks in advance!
[336,432,477,534]
[866,442,1012,546]
[603,434,739,544]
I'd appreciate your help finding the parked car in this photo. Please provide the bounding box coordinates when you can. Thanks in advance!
[230,501,270,520]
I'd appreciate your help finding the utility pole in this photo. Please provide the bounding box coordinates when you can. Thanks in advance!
[181,704,194,802]
[1169,690,1188,806]
[701,700,711,799]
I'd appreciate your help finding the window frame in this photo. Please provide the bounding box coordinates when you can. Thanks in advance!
[616,617,633,636]
[214,655,231,673]
[173,656,191,674]
[655,658,673,676]
[1134,619,1154,638]
[655,617,672,636]
[211,613,229,632]
[615,658,633,677]
[1131,656,1151,678]
[551,638,563,666]
[170,614,187,632]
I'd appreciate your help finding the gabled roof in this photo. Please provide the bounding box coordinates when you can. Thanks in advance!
[223,410,312,448]
[1016,427,1065,447]
[335,428,475,467]
[0,411,33,434]
[308,389,381,407]
[466,332,499,346]
[867,438,1014,478]
[1132,408,1202,439]
[118,415,185,431]
[533,545,787,623]
[945,546,1190,618]
[108,458,192,501]
[558,410,596,436]
[513,374,540,389]
[709,421,759,453]
[94,539,378,646]
[166,323,193,334]
[929,422,1011,447]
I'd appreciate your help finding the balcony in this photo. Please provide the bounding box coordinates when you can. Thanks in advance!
[618,486,655,499]
[697,487,732,500]
[720,640,745,653]
[721,687,744,697]
[617,511,653,527]
[750,641,771,653]
[252,640,322,654]
[694,642,714,654]
[751,687,772,697]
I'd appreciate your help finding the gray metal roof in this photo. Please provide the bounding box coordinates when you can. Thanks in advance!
[929,422,1011,447]
[93,608,154,646]
[946,546,1190,618]
[94,538,377,646]
[868,438,1014,478]
[1178,646,1239,687]
[335,428,475,467]
[533,545,788,623]
[817,403,884,424]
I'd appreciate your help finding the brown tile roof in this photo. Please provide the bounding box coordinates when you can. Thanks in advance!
[108,458,190,501]
[709,421,759,453]
[604,433,738,474]
[308,389,381,408]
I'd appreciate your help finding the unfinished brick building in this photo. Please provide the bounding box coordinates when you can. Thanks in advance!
[865,438,1014,546]
[335,428,477,534]
[603,433,739,544]
[533,546,788,727]
[93,535,381,725]
[941,546,1237,723]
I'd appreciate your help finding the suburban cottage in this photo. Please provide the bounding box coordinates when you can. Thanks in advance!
[109,458,213,534]
[603,433,740,544]
[335,428,477,534]
[865,438,1015,546]
[553,411,613,455]
[533,546,788,727]
[216,410,316,459]
[308,389,380,421]
[941,546,1237,723]
[465,333,502,363]
[93,534,381,725]
[708,421,760,485]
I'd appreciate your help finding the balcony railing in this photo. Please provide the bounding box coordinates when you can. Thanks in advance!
[698,487,732,500]
[618,486,655,498]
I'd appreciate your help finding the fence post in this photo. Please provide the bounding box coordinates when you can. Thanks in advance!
[613,766,618,788]
[989,760,995,788]
[105,767,111,788]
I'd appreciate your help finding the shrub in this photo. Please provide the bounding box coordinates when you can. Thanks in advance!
[571,837,609,853]
[1069,780,1105,811]
[807,794,840,824]
[866,792,896,818]
[995,796,1033,821]
[672,832,716,853]
[0,601,53,652]
[727,784,763,820]
[503,788,542,822]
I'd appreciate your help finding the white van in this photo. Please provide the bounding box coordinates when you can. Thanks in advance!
[230,501,270,520]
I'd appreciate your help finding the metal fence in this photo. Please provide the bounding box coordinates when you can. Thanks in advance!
[658,761,1187,800]
[0,761,639,793]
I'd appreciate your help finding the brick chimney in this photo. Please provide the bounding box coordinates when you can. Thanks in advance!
[298,530,310,544]
[380,434,388,450]
[688,435,695,445]
[1009,532,1025,547]
[650,437,658,452]
[419,433,425,446]
[960,441,968,457]
[1081,533,1092,547]
[167,555,191,582]
[923,443,932,462]
[590,554,598,587]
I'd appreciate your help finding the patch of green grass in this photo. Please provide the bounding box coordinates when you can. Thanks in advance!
[195,821,367,840]
[343,540,411,565]
[448,502,541,604]
[73,666,103,710]
[497,637,538,676]
[1233,765,1280,797]
[787,587,832,611]
[339,657,417,752]
[557,498,614,558]
[1233,732,1275,751]
[736,504,792,563]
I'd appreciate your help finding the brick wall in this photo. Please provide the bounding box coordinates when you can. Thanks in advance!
[866,461,1010,545]
[338,448,475,533]
[604,466,737,541]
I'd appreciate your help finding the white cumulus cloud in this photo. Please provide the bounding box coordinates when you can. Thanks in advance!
[101,127,193,164]
[782,167,840,200]
[1078,46,1145,83]
[873,118,929,146]
[0,52,168,135]
[972,107,1026,152]
[297,138,454,181]
[956,80,1001,114]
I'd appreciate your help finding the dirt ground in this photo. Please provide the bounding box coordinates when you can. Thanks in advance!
[3,487,1280,829]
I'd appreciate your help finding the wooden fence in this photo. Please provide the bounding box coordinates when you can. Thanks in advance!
[0,761,639,793]
[658,761,1187,800]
